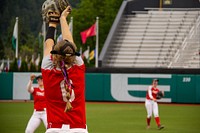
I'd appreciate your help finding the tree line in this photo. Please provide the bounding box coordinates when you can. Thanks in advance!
[0,0,123,70]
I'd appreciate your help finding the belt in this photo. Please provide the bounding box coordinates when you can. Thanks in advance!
[35,108,46,111]
[48,123,86,129]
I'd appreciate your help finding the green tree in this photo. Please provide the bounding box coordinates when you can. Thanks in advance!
[69,0,81,7]
[19,59,28,72]
[29,62,37,72]
[10,58,18,72]
[0,0,123,68]
[0,37,5,59]
[69,0,123,67]
[0,0,44,61]
[37,59,42,72]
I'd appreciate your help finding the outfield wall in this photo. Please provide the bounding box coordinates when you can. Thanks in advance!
[0,72,200,103]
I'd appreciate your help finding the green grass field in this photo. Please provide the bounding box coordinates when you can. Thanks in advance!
[0,102,200,133]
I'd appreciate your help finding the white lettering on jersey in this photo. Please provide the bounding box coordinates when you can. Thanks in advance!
[36,92,45,96]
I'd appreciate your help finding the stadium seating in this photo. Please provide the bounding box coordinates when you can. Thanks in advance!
[101,9,200,68]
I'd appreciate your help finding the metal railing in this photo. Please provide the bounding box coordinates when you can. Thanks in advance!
[168,12,200,68]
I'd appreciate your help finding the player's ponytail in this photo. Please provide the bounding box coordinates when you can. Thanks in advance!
[64,86,72,112]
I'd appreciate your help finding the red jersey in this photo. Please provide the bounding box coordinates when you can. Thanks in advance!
[146,85,159,100]
[41,55,86,129]
[32,87,46,110]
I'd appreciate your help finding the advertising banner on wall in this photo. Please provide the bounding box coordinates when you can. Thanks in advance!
[1,72,200,103]
[13,72,41,100]
[110,74,172,102]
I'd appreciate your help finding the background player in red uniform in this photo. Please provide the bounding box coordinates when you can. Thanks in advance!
[25,74,47,133]
[145,79,164,130]
[41,6,88,133]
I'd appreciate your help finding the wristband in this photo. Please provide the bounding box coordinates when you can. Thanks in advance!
[45,26,56,41]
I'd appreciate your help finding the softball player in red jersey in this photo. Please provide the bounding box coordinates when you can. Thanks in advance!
[41,6,88,133]
[25,74,47,133]
[145,79,164,130]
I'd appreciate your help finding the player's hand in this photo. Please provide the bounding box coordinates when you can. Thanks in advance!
[156,91,164,99]
[153,98,157,102]
[60,6,71,19]
[30,74,36,81]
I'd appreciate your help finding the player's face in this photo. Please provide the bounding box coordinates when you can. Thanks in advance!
[37,78,43,86]
[153,80,158,86]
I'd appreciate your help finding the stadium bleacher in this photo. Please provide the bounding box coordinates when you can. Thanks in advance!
[100,7,200,68]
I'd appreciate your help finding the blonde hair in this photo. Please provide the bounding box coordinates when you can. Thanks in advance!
[52,40,76,68]
[51,40,76,112]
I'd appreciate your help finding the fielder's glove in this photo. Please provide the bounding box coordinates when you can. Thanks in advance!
[156,91,164,99]
[41,0,72,23]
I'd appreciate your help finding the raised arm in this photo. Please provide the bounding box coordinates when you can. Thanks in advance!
[27,74,35,93]
[60,6,76,50]
[44,12,59,57]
